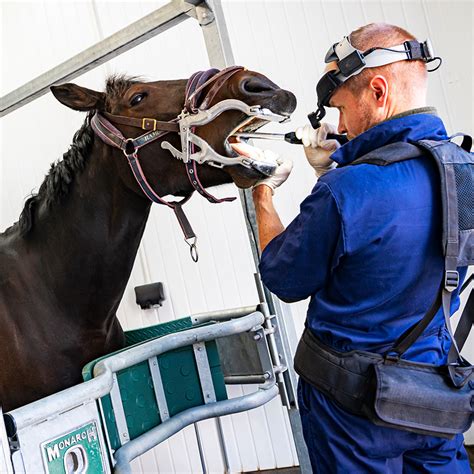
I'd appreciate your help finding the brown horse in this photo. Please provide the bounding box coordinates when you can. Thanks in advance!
[0,68,296,411]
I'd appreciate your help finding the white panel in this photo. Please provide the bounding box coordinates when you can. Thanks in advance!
[223,386,259,472]
[422,0,473,134]
[1,1,101,95]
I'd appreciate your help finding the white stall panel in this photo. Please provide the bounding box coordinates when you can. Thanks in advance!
[1,0,473,471]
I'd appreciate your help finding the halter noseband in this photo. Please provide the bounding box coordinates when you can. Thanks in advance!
[90,66,289,261]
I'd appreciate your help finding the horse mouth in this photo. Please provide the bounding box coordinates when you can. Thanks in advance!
[224,114,289,157]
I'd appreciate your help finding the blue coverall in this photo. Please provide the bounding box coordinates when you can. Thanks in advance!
[259,110,471,473]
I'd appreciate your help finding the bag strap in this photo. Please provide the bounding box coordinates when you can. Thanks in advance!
[389,276,473,387]
[447,284,474,387]
[388,278,444,357]
[452,282,474,351]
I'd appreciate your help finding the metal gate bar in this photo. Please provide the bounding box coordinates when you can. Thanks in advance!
[0,0,197,116]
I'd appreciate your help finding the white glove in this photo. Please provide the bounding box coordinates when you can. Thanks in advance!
[295,122,340,177]
[230,142,293,194]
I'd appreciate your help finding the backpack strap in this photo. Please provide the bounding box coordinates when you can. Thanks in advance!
[416,140,464,374]
[352,138,474,388]
[450,133,473,152]
[350,142,424,166]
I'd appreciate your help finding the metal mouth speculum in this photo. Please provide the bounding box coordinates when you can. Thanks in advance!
[161,99,290,177]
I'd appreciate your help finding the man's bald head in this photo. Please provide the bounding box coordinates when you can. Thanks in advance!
[326,23,430,138]
[341,23,428,103]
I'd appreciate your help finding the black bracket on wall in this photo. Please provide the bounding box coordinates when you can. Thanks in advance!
[134,282,165,309]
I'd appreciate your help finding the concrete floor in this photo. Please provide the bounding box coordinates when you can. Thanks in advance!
[247,446,474,473]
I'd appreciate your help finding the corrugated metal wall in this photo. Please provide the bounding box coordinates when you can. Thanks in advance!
[1,0,473,471]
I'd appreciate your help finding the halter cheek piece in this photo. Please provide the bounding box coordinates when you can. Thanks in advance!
[91,66,289,262]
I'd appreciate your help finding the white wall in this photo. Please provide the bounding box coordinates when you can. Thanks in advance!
[1,0,473,470]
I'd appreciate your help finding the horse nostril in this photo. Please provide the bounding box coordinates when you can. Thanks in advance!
[240,78,275,94]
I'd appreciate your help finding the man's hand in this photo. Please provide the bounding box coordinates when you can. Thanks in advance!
[230,142,293,194]
[253,159,293,194]
[295,122,340,177]
[230,141,287,250]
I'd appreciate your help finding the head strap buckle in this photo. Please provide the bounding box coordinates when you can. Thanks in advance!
[142,118,157,131]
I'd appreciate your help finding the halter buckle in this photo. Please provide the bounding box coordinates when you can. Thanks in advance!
[142,118,157,131]
[124,139,136,156]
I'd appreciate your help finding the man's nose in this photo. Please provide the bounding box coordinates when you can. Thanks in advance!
[337,118,347,135]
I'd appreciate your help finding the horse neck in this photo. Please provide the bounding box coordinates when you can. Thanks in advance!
[26,138,152,323]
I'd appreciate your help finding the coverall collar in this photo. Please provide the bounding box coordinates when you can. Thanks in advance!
[331,107,448,166]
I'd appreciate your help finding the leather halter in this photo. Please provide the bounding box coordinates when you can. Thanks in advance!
[182,67,243,204]
[90,66,245,261]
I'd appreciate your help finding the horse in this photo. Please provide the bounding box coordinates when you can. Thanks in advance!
[0,67,296,411]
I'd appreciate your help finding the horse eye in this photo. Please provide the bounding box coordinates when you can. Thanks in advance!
[130,93,146,106]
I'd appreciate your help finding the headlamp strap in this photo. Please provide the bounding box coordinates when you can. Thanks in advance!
[404,40,434,61]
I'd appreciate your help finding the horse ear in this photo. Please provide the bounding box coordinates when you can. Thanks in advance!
[50,84,105,111]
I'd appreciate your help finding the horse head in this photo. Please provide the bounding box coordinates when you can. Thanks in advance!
[50,68,297,200]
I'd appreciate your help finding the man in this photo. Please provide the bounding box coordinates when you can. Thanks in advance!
[231,23,470,473]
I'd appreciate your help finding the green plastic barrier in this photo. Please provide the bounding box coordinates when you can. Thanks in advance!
[82,317,227,451]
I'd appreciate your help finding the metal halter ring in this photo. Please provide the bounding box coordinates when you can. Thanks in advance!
[185,236,199,263]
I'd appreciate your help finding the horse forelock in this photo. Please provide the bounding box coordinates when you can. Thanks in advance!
[105,74,142,111]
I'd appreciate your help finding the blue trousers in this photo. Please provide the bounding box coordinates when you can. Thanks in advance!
[298,380,471,473]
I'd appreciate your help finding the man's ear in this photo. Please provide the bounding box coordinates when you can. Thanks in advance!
[50,83,105,111]
[369,75,389,107]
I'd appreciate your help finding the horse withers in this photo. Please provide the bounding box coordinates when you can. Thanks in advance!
[0,68,296,411]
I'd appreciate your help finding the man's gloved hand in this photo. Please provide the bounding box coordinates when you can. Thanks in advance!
[230,142,293,194]
[253,159,293,194]
[295,122,340,177]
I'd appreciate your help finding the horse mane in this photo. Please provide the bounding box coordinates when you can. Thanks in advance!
[3,75,139,237]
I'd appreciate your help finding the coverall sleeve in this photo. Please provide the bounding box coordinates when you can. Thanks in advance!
[259,181,343,302]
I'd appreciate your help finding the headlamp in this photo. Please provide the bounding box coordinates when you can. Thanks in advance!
[308,36,441,130]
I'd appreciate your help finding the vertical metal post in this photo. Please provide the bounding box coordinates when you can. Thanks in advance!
[194,0,235,69]
[0,409,14,474]
[194,423,208,474]
[196,1,312,472]
[214,417,231,474]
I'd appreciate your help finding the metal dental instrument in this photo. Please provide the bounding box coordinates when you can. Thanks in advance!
[233,131,348,145]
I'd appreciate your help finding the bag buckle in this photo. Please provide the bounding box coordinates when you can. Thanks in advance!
[384,352,400,364]
[444,270,459,292]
